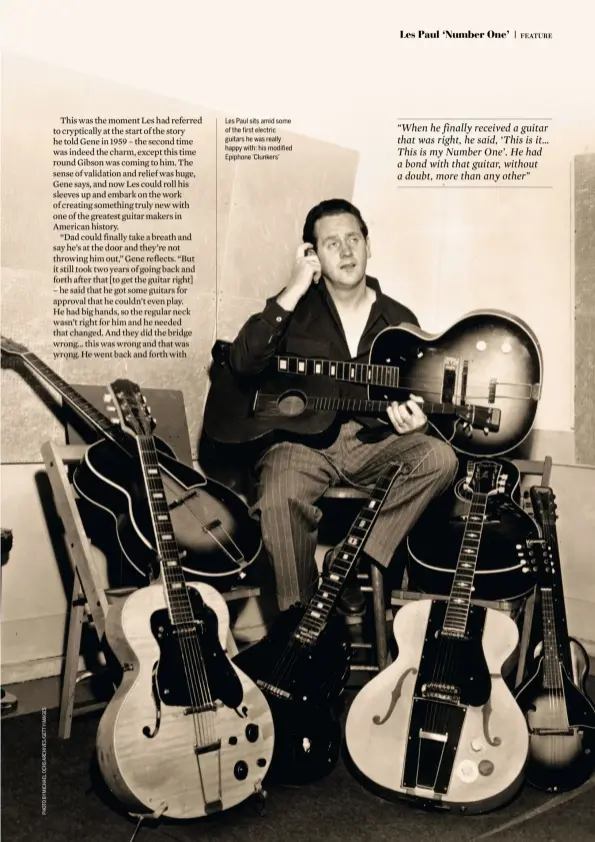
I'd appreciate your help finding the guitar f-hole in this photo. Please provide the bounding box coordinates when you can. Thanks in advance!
[142,661,162,739]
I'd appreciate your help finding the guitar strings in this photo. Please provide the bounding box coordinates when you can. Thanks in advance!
[145,499,215,752]
[424,490,487,738]
[158,474,245,571]
[540,509,570,770]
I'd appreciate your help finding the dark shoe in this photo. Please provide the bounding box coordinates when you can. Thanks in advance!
[323,549,366,618]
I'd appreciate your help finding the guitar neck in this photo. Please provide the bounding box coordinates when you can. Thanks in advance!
[135,434,196,625]
[443,491,489,635]
[18,351,126,447]
[259,392,460,417]
[294,466,402,644]
[276,355,398,388]
[540,589,568,690]
[531,487,573,684]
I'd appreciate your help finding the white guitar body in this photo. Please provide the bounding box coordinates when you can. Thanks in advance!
[345,599,529,814]
[96,581,275,819]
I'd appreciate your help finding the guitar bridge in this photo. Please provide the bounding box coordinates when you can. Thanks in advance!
[194,739,221,756]
[530,727,576,736]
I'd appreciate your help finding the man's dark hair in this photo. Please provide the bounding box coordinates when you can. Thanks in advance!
[302,199,369,249]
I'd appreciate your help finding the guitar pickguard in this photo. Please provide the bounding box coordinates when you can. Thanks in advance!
[413,602,491,709]
[150,591,244,711]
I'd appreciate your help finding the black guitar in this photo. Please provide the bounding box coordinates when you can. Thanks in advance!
[205,310,542,457]
[515,486,595,792]
[407,458,539,601]
[1,336,261,580]
[233,465,403,785]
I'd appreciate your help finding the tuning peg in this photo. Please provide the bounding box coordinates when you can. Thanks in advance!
[106,405,116,412]
[103,394,112,403]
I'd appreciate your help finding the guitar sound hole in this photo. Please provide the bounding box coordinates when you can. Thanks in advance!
[277,391,307,417]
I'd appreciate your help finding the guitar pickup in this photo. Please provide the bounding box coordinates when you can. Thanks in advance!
[421,683,461,703]
[256,679,292,701]
[441,359,458,403]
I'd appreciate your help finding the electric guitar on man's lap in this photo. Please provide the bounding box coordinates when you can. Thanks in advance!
[205,309,542,457]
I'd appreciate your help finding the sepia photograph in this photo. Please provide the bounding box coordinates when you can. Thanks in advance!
[1,3,594,840]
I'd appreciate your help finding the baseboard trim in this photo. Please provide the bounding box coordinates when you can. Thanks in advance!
[1,655,66,685]
[577,638,595,665]
[3,633,594,687]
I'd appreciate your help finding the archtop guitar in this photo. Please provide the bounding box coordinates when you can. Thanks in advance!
[1,336,261,581]
[345,460,529,814]
[407,458,539,601]
[95,379,274,819]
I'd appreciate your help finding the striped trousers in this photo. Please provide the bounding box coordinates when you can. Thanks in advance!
[251,420,458,610]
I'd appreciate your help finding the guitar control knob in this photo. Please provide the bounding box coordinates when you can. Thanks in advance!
[234,761,249,780]
[245,724,259,742]
[470,738,483,752]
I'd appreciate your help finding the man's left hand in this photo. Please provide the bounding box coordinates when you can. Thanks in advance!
[387,394,427,435]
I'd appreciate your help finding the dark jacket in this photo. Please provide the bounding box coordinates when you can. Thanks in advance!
[229,276,419,441]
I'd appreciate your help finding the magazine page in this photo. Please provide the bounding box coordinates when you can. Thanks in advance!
[1,1,594,837]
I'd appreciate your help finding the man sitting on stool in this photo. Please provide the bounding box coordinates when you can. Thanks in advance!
[229,199,458,615]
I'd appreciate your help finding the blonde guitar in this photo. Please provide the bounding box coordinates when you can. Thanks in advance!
[96,379,274,819]
[345,460,529,814]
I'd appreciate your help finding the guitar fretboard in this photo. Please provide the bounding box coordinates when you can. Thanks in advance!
[276,355,400,389]
[443,492,489,635]
[137,434,196,627]
[20,351,125,445]
[257,393,461,418]
[541,589,565,691]
[531,486,573,688]
[293,466,402,645]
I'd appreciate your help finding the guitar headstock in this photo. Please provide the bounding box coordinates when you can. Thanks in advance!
[1,336,29,358]
[530,485,557,528]
[108,379,156,438]
[527,487,558,585]
[467,460,504,496]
